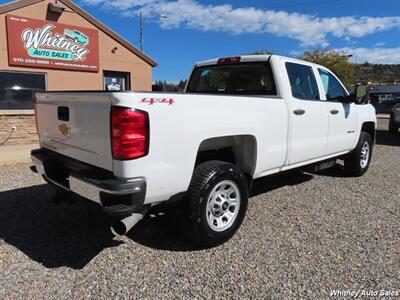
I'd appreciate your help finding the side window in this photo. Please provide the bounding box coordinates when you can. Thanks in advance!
[286,62,319,100]
[318,69,346,101]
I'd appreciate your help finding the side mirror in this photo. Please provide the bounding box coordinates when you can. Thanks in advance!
[355,84,369,103]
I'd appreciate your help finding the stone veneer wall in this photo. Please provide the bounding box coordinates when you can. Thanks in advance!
[0,113,38,146]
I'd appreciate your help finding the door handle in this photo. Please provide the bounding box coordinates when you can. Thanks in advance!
[293,109,305,115]
[330,109,339,115]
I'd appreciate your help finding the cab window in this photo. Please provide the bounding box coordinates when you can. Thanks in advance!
[318,69,347,101]
[286,62,319,100]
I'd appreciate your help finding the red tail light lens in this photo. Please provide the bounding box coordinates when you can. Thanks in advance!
[111,107,149,160]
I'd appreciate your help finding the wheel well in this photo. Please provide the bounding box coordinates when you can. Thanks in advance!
[361,122,376,144]
[195,135,257,183]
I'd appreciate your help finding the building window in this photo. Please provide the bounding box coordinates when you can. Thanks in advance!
[104,71,130,91]
[0,71,46,110]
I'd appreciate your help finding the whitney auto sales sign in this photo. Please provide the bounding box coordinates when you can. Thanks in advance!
[6,15,99,72]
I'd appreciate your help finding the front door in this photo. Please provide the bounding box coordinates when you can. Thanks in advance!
[285,61,329,165]
[317,69,358,154]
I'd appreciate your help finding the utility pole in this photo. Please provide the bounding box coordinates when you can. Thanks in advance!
[139,11,143,51]
[139,12,167,52]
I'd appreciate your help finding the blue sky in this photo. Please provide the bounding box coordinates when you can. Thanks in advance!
[3,0,400,82]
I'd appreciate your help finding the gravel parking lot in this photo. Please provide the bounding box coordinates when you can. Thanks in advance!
[0,117,399,299]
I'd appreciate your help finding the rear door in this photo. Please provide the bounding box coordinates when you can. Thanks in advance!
[36,92,113,171]
[284,60,329,165]
[317,69,358,154]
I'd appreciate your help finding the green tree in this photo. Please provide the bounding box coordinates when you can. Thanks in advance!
[178,79,187,90]
[299,49,355,86]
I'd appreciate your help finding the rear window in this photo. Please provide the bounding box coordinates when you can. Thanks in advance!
[186,62,276,95]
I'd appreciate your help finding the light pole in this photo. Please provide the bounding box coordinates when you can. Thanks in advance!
[139,12,168,52]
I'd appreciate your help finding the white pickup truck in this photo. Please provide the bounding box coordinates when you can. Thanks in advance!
[31,55,376,246]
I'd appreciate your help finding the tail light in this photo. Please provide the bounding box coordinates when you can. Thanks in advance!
[111,107,149,160]
[217,56,241,64]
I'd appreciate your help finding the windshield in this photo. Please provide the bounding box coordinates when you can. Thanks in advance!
[186,62,276,95]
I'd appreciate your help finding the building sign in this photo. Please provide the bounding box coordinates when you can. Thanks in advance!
[6,15,99,72]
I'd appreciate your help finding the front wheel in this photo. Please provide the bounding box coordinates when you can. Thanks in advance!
[181,161,249,247]
[344,132,372,177]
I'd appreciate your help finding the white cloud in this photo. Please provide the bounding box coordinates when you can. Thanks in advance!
[335,47,400,64]
[373,42,386,47]
[81,0,400,46]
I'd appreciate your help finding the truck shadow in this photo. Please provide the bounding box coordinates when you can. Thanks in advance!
[375,130,400,147]
[127,170,314,251]
[127,208,197,251]
[250,169,313,197]
[306,164,350,178]
[0,184,121,269]
[0,169,333,260]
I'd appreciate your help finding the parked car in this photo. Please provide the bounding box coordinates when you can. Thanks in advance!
[64,29,89,45]
[389,103,400,133]
[31,55,376,247]
[378,94,394,102]
[370,93,400,114]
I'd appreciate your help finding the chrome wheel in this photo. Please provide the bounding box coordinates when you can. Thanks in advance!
[206,180,241,232]
[360,141,370,169]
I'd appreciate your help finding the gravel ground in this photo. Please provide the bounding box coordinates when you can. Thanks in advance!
[0,118,399,299]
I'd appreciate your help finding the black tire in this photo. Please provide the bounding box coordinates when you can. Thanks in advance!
[389,116,398,133]
[181,160,249,247]
[344,132,372,177]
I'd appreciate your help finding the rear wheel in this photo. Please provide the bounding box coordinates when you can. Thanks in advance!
[181,161,249,247]
[344,132,372,177]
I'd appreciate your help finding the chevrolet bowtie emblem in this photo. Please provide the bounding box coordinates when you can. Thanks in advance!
[58,123,71,136]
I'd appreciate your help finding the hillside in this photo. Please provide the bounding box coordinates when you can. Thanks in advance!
[355,63,400,84]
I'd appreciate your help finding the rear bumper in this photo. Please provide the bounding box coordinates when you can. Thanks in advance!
[31,149,146,218]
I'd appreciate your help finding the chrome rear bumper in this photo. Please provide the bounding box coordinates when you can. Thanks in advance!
[31,149,146,217]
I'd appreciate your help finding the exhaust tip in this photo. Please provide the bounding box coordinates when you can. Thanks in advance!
[110,221,127,236]
[110,212,146,236]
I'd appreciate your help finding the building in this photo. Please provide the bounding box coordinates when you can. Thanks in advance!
[0,0,156,162]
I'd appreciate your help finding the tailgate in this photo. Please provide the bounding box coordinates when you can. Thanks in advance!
[36,92,113,171]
